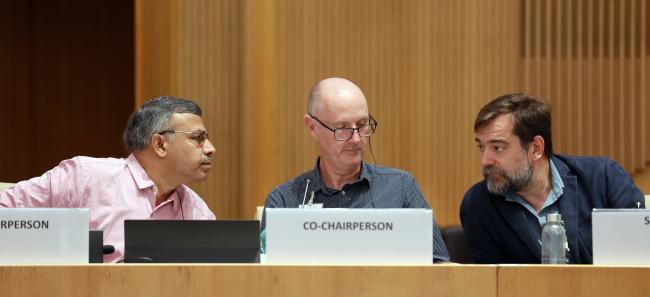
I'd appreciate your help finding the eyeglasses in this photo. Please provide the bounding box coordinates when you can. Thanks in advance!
[309,114,377,141]
[159,130,209,146]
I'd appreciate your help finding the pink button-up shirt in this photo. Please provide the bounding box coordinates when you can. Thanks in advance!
[0,154,216,262]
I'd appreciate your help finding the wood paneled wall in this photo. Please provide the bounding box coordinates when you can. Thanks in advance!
[244,0,523,226]
[137,0,522,225]
[136,0,647,226]
[0,0,29,182]
[136,0,244,217]
[523,0,650,178]
[633,168,650,191]
[0,0,134,182]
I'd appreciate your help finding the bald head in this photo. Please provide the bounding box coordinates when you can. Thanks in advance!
[307,77,368,117]
[304,77,371,175]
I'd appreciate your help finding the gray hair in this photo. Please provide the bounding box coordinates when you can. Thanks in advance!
[306,82,322,115]
[123,96,202,152]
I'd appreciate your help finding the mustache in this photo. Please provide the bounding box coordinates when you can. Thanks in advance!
[201,157,212,164]
[482,166,505,178]
[343,145,363,151]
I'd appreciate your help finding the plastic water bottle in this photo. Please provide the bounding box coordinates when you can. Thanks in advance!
[541,213,567,264]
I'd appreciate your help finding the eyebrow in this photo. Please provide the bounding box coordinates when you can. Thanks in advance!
[475,138,508,145]
[331,117,370,126]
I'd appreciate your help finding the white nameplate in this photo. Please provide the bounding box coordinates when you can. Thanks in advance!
[593,209,650,265]
[266,208,433,264]
[0,208,89,264]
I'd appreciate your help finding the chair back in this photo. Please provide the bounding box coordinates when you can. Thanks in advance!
[0,182,15,191]
[440,225,474,263]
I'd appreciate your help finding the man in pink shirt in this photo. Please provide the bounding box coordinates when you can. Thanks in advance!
[0,96,217,262]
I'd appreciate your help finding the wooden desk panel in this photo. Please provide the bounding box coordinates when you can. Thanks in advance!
[0,264,496,297]
[498,265,650,297]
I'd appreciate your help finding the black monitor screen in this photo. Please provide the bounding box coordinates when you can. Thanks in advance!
[124,220,260,263]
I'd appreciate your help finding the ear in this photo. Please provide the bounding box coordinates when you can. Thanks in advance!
[151,134,168,157]
[529,135,545,161]
[304,114,318,140]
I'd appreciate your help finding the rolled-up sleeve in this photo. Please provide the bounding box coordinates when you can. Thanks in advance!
[0,158,88,208]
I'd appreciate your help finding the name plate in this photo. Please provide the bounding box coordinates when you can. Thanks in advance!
[0,208,89,264]
[593,209,650,265]
[265,208,433,264]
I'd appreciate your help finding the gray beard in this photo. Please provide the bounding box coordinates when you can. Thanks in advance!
[483,160,533,195]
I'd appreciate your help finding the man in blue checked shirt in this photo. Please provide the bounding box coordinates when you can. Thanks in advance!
[261,77,450,263]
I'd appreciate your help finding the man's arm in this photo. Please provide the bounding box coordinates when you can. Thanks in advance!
[604,159,645,208]
[260,187,289,231]
[0,158,85,208]
[459,194,504,264]
[404,174,450,263]
[259,188,291,253]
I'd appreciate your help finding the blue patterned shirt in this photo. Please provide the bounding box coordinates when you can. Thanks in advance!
[262,158,450,263]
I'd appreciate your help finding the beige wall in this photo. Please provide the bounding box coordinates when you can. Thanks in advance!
[136,0,650,225]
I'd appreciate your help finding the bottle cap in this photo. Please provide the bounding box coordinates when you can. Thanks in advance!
[546,213,562,222]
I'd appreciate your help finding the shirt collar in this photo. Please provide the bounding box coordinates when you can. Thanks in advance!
[307,157,371,193]
[359,161,373,182]
[126,154,155,190]
[544,158,564,206]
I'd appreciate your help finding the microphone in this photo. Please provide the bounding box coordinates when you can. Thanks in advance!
[103,245,115,254]
[634,193,645,209]
[307,191,315,206]
[300,178,312,208]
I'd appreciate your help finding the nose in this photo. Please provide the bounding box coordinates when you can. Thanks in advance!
[203,139,216,156]
[349,129,362,142]
[480,150,495,168]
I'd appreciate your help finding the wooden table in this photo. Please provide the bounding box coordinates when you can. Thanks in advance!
[0,264,496,297]
[4,264,648,297]
[498,265,650,297]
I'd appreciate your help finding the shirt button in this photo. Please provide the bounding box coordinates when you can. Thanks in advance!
[341,191,346,196]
